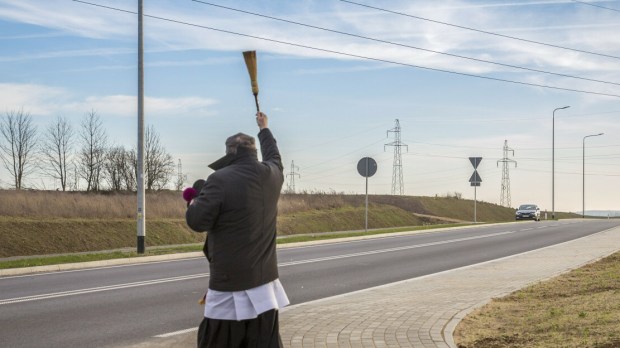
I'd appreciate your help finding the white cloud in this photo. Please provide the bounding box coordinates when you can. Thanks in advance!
[0,0,134,39]
[0,47,135,63]
[2,0,619,79]
[68,94,219,118]
[0,83,71,115]
[0,83,217,118]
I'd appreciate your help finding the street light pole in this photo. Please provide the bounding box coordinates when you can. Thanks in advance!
[137,0,145,253]
[552,106,569,220]
[583,133,604,218]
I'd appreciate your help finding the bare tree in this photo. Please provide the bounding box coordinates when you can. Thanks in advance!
[104,145,139,191]
[125,148,138,191]
[103,145,126,191]
[40,115,74,191]
[145,125,174,190]
[0,109,38,190]
[78,110,107,192]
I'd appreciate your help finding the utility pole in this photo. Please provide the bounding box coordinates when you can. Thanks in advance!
[136,0,145,254]
[497,140,517,207]
[385,119,408,195]
[286,160,300,193]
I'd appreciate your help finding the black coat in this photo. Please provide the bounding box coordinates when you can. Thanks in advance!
[186,128,284,292]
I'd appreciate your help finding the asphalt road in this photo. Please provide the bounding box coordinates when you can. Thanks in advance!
[1,219,618,347]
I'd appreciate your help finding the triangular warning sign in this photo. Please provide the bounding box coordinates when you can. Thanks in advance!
[469,157,482,169]
[469,170,482,183]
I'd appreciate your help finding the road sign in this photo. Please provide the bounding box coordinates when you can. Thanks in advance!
[468,157,482,186]
[469,171,482,186]
[357,157,377,233]
[469,157,482,169]
[468,157,483,223]
[357,157,377,178]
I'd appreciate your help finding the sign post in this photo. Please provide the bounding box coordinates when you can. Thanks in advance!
[469,157,482,223]
[357,157,377,232]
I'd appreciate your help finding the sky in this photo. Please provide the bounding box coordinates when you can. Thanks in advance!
[1,0,619,214]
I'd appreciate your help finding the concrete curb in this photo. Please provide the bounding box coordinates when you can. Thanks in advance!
[0,251,204,277]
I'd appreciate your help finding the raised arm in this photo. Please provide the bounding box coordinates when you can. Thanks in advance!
[256,112,283,172]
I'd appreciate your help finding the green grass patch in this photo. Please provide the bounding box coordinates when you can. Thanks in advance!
[0,224,471,270]
[277,203,453,235]
[0,251,139,269]
[0,245,204,269]
[0,217,205,258]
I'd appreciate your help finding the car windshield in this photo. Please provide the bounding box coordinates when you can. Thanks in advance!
[519,205,536,210]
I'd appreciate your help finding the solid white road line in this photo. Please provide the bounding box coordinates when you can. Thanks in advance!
[0,273,207,306]
[154,327,198,338]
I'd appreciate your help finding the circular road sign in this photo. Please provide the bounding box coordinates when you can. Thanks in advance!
[357,157,377,177]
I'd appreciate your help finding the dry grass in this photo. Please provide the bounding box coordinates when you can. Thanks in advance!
[0,190,362,219]
[1,189,556,258]
[277,203,448,235]
[0,190,185,218]
[278,192,364,215]
[454,252,620,348]
[1,189,571,221]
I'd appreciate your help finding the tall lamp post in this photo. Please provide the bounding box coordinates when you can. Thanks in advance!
[552,105,570,220]
[583,133,604,218]
[137,0,145,253]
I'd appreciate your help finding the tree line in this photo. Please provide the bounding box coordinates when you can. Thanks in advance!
[0,109,181,192]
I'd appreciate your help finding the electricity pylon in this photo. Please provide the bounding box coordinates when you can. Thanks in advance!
[286,160,300,193]
[385,119,408,195]
[176,159,187,191]
[497,140,517,207]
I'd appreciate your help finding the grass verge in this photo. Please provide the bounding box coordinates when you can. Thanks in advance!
[0,223,470,270]
[0,244,204,269]
[454,251,620,348]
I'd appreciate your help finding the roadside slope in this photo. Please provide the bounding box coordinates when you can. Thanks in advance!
[0,190,578,258]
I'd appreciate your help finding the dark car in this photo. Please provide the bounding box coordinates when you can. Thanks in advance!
[515,204,541,221]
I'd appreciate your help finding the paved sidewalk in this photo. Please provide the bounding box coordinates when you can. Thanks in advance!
[123,224,619,348]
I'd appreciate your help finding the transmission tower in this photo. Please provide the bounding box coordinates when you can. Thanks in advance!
[176,159,187,190]
[385,119,408,195]
[286,160,300,193]
[497,140,517,207]
[177,159,182,182]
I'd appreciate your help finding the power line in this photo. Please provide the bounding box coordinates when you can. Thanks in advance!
[192,0,620,87]
[298,137,387,171]
[517,167,620,177]
[72,0,620,98]
[408,140,620,151]
[572,0,620,12]
[339,0,620,61]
